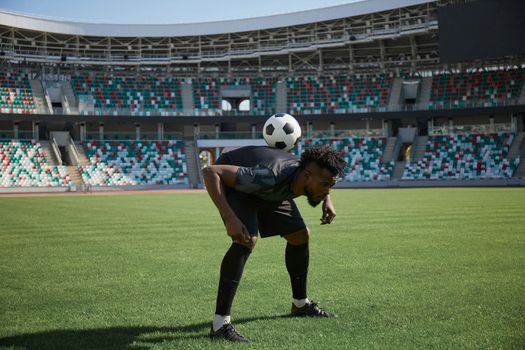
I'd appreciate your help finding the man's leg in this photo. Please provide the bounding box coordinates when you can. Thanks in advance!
[211,238,256,342]
[211,191,257,342]
[213,239,256,329]
[258,199,333,316]
[284,229,337,317]
[284,228,310,306]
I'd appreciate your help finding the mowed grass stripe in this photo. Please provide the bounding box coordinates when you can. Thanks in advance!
[0,188,524,349]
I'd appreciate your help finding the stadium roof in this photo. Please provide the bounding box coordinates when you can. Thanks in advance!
[0,0,436,37]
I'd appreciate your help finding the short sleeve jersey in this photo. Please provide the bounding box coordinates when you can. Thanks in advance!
[216,146,300,202]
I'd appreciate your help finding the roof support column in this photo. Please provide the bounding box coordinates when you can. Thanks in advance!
[410,36,417,71]
[349,44,354,74]
[379,39,385,72]
[319,49,323,73]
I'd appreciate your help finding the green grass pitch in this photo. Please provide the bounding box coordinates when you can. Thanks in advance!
[0,188,524,349]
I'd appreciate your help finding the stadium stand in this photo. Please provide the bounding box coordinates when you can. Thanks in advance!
[287,75,392,114]
[67,70,525,115]
[0,71,36,114]
[429,69,525,109]
[71,75,277,116]
[190,78,221,115]
[0,140,71,187]
[78,140,189,186]
[249,77,277,115]
[189,77,277,115]
[71,75,184,116]
[68,73,396,116]
[402,133,520,180]
[300,137,394,181]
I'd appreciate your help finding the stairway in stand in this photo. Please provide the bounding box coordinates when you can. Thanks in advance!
[184,140,202,188]
[392,161,406,180]
[74,142,91,166]
[29,79,49,114]
[181,83,194,115]
[411,136,428,162]
[382,137,397,162]
[66,165,84,190]
[511,132,525,178]
[388,78,403,110]
[275,81,288,113]
[40,141,60,165]
[416,77,432,109]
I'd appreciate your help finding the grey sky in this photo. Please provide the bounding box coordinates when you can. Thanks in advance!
[0,0,363,24]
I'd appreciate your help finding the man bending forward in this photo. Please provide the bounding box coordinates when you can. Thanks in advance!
[203,144,347,343]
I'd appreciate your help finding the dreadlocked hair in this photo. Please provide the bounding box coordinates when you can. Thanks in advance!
[299,144,347,178]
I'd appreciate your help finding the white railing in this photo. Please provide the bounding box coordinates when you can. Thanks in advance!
[61,93,71,114]
[310,129,386,138]
[430,123,513,136]
[198,131,263,140]
[68,136,80,166]
[0,20,437,65]
[84,132,186,141]
[44,93,54,114]
[51,137,62,166]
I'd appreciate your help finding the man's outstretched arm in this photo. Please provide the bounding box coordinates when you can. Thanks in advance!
[202,165,253,247]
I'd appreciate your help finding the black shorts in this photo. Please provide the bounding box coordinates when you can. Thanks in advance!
[224,190,306,238]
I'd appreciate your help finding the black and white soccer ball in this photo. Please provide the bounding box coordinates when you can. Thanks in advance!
[262,113,302,152]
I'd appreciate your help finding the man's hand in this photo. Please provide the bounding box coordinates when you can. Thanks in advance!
[224,215,255,249]
[203,165,254,248]
[320,195,336,225]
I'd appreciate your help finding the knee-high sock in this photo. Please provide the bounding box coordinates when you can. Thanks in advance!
[285,242,309,300]
[215,243,252,316]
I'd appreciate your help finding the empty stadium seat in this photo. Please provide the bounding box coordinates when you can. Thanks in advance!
[429,69,525,109]
[287,75,392,114]
[190,77,277,115]
[0,72,36,114]
[71,73,396,116]
[79,140,189,186]
[0,140,71,187]
[299,137,393,181]
[402,133,520,179]
[72,75,183,116]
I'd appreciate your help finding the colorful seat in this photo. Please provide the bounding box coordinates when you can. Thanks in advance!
[0,140,71,187]
[287,75,392,115]
[72,75,183,116]
[402,133,520,179]
[0,72,36,114]
[299,137,394,181]
[79,140,189,186]
[429,69,525,109]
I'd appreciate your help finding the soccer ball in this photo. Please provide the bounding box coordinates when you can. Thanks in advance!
[262,113,302,152]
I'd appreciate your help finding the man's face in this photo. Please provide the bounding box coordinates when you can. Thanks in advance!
[303,163,337,207]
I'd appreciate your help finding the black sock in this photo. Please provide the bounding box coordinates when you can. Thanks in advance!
[285,242,309,300]
[215,243,252,315]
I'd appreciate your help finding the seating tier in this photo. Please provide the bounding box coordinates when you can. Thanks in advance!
[79,140,188,186]
[5,70,524,115]
[403,133,520,179]
[299,137,393,181]
[430,69,525,109]
[287,75,392,114]
[72,75,183,116]
[190,77,276,115]
[0,72,36,114]
[0,140,71,187]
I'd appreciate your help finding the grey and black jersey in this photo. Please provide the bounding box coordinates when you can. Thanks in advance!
[216,146,300,202]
